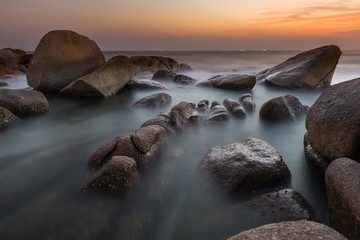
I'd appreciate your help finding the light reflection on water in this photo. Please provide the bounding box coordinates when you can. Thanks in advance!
[0,51,359,239]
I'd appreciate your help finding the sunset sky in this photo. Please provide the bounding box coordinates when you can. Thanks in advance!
[1,0,359,50]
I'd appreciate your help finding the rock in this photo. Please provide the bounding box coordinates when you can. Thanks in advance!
[198,138,290,192]
[196,74,256,90]
[239,93,256,111]
[228,220,347,240]
[60,56,136,97]
[306,78,360,162]
[256,45,342,88]
[196,100,209,112]
[0,89,49,117]
[260,95,309,120]
[142,101,195,134]
[0,82,8,87]
[210,101,220,108]
[84,156,139,193]
[173,74,197,84]
[325,158,360,240]
[0,107,19,128]
[303,132,330,172]
[133,93,172,108]
[0,48,28,76]
[223,98,246,118]
[125,79,167,89]
[130,56,191,74]
[203,104,230,125]
[151,69,176,81]
[26,30,105,92]
[88,125,167,172]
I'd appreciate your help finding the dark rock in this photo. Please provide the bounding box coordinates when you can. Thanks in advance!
[223,98,246,118]
[0,107,19,128]
[26,30,105,92]
[151,69,176,81]
[0,89,49,117]
[196,74,256,90]
[204,104,230,125]
[256,45,342,88]
[188,115,202,127]
[133,93,172,108]
[303,132,330,172]
[60,56,136,97]
[173,74,197,85]
[130,56,191,74]
[239,93,256,111]
[260,95,309,120]
[0,48,27,77]
[19,54,33,66]
[88,125,167,172]
[196,100,210,112]
[126,79,167,89]
[0,81,8,87]
[198,138,290,192]
[228,220,347,240]
[325,158,360,240]
[210,101,220,108]
[84,156,139,193]
[306,78,360,162]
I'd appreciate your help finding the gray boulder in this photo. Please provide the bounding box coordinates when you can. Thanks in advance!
[198,138,290,192]
[151,69,176,81]
[260,95,309,120]
[223,98,246,119]
[133,93,172,108]
[125,79,167,89]
[256,45,342,88]
[130,56,191,74]
[197,74,256,90]
[60,55,136,97]
[203,103,230,125]
[26,30,105,92]
[325,158,360,240]
[0,107,19,128]
[228,220,347,240]
[239,93,256,111]
[0,89,49,117]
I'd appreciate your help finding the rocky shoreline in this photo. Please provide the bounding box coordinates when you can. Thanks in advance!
[0,30,358,239]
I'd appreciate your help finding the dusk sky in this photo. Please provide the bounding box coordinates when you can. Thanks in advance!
[1,0,359,51]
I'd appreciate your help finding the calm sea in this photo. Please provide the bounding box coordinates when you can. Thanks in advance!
[0,51,359,239]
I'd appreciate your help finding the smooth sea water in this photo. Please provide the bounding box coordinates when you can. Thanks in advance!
[0,51,359,239]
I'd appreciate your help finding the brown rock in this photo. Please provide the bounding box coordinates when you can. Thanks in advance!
[133,93,172,108]
[26,30,105,92]
[197,74,256,90]
[0,107,19,128]
[325,158,360,240]
[125,79,167,89]
[151,69,176,80]
[130,56,191,74]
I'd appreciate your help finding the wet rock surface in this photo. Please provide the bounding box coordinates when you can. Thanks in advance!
[223,98,246,119]
[133,93,172,108]
[196,74,256,90]
[203,103,230,126]
[0,107,19,128]
[239,93,256,111]
[125,79,167,89]
[173,74,197,85]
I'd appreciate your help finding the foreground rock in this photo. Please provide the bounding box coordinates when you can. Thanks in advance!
[306,78,360,162]
[228,220,347,240]
[0,89,49,117]
[256,45,342,88]
[142,101,195,134]
[203,103,230,125]
[125,79,167,89]
[60,56,136,97]
[239,93,256,111]
[325,158,360,240]
[27,30,105,92]
[223,98,246,118]
[197,74,256,90]
[198,138,290,192]
[130,56,191,74]
[133,93,172,108]
[260,95,309,120]
[84,156,139,193]
[0,107,19,128]
[88,125,167,172]
[0,48,30,77]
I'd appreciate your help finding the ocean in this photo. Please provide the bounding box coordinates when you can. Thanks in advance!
[0,50,359,239]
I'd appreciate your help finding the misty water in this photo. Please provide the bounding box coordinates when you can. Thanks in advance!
[0,51,359,239]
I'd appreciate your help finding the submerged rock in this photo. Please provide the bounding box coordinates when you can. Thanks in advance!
[325,158,360,240]
[306,77,360,162]
[256,45,342,88]
[203,103,230,125]
[260,95,309,120]
[228,220,347,240]
[130,56,191,74]
[0,107,19,128]
[196,74,256,90]
[26,30,105,92]
[198,138,290,192]
[151,69,176,81]
[239,93,255,111]
[223,98,246,119]
[125,79,167,89]
[0,89,49,117]
[60,55,136,97]
[133,93,172,108]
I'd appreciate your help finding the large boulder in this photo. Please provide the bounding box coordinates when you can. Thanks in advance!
[88,125,167,172]
[256,45,342,88]
[26,30,105,92]
[306,78,360,162]
[133,93,172,108]
[0,107,19,128]
[125,79,167,89]
[198,138,290,192]
[60,56,136,97]
[130,56,191,74]
[0,89,49,117]
[223,98,246,119]
[325,158,360,240]
[203,103,230,125]
[228,220,347,240]
[260,95,309,120]
[196,74,256,90]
